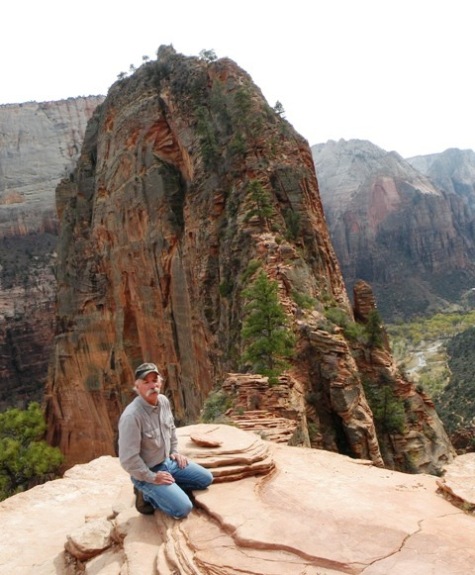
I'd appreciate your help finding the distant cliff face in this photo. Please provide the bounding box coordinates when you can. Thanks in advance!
[0,97,104,237]
[408,148,475,209]
[45,47,454,475]
[0,96,104,408]
[312,139,475,320]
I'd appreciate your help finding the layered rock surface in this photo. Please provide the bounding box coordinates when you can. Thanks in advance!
[0,424,473,575]
[408,147,475,209]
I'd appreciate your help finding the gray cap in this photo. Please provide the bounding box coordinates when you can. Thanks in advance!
[134,362,160,379]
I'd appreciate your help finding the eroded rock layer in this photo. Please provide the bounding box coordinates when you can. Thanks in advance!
[312,139,475,320]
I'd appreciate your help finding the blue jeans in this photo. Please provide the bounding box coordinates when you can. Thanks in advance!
[132,458,213,518]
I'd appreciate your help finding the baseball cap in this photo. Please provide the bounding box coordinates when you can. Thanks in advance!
[134,362,160,379]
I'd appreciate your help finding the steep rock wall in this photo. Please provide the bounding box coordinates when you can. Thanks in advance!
[0,96,104,237]
[0,96,104,407]
[45,47,454,474]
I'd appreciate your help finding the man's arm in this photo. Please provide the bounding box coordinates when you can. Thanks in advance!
[118,413,156,483]
[163,397,188,468]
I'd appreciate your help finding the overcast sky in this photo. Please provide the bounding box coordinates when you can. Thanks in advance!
[2,0,474,158]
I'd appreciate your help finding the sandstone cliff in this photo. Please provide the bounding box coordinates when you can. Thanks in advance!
[45,47,454,475]
[0,96,104,408]
[0,424,474,575]
[312,139,475,321]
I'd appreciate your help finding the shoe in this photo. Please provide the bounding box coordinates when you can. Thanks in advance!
[134,487,154,515]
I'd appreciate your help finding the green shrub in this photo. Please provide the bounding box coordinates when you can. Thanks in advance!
[0,403,63,501]
[284,208,300,240]
[201,390,233,423]
[365,310,385,348]
[199,49,217,62]
[240,259,261,284]
[324,306,348,328]
[243,180,274,224]
[292,290,316,310]
[363,376,405,435]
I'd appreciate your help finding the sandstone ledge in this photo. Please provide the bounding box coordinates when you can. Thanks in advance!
[0,424,474,575]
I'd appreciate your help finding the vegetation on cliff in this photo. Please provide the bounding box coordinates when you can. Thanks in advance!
[241,269,295,383]
[0,402,63,501]
[386,310,475,451]
[435,327,475,437]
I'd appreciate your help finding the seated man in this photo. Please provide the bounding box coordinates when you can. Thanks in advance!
[118,362,213,517]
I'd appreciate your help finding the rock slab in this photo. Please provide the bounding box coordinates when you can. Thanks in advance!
[0,424,474,575]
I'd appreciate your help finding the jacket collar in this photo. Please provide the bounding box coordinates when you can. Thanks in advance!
[136,394,160,412]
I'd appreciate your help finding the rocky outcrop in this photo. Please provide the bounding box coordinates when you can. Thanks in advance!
[436,451,475,508]
[221,372,309,444]
[44,47,453,476]
[0,424,474,575]
[312,139,475,321]
[0,96,104,409]
[351,280,454,472]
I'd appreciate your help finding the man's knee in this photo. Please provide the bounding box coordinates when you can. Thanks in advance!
[173,498,193,519]
[203,469,214,489]
[200,468,214,488]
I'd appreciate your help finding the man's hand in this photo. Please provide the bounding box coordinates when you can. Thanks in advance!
[153,471,175,485]
[171,452,188,469]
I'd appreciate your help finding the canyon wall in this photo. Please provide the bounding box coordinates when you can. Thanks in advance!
[312,139,475,321]
[0,96,104,407]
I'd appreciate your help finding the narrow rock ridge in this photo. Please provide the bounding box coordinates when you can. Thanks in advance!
[44,47,453,476]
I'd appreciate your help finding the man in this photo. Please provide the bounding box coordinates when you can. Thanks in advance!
[118,362,213,518]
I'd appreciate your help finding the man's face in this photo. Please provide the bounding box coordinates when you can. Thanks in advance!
[136,372,163,405]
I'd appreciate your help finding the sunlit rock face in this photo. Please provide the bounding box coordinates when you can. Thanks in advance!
[0,425,473,575]
[44,47,453,475]
[0,96,104,408]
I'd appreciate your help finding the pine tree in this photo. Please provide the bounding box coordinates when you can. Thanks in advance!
[363,374,405,436]
[244,180,274,224]
[365,310,385,348]
[241,270,295,382]
[0,402,63,501]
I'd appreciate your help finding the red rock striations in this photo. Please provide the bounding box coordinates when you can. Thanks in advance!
[44,46,454,475]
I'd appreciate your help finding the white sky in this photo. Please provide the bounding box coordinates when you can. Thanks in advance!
[2,0,474,158]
